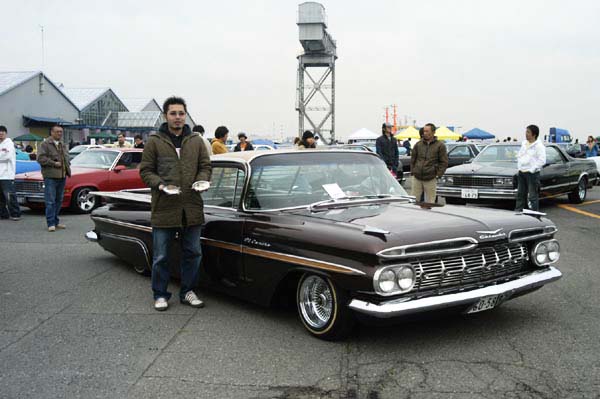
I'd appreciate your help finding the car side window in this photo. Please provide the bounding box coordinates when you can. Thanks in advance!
[116,152,143,169]
[203,167,246,208]
[545,147,564,164]
[448,146,471,157]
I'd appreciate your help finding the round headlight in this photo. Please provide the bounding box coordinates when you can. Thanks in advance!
[396,266,415,291]
[535,243,548,264]
[447,176,454,184]
[378,270,396,293]
[547,241,560,262]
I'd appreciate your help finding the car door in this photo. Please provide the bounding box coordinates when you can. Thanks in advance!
[107,152,145,191]
[540,146,569,196]
[200,163,248,294]
[447,145,474,167]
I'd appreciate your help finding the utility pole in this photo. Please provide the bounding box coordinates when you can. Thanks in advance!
[39,25,45,70]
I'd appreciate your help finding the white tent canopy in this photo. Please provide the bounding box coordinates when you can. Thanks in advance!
[347,128,378,143]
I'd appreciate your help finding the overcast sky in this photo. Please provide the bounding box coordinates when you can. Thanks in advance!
[2,0,599,142]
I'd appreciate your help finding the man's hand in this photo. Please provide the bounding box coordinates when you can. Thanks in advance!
[54,161,62,168]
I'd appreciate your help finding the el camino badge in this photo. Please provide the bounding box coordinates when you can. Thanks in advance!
[476,228,506,241]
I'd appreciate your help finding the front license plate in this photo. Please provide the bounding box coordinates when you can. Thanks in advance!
[461,188,478,199]
[17,196,25,205]
[466,294,505,314]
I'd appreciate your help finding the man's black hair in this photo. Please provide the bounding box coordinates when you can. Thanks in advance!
[192,125,205,134]
[527,125,539,139]
[162,96,187,114]
[214,126,229,139]
[49,123,63,133]
[134,134,143,140]
[118,132,125,138]
[0,125,6,132]
[424,123,436,132]
[419,127,424,138]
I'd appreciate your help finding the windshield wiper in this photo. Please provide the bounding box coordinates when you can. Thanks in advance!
[308,194,414,211]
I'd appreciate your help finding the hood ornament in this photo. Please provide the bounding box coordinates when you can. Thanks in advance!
[476,228,503,235]
[476,228,506,240]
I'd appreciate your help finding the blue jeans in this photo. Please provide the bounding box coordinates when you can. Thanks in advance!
[0,180,21,219]
[44,178,66,227]
[151,224,203,301]
[515,171,540,212]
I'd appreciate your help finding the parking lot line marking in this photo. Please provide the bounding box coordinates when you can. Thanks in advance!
[557,204,600,220]
[580,199,600,206]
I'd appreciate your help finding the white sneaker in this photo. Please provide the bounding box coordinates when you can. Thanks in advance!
[154,297,168,311]
[181,291,204,308]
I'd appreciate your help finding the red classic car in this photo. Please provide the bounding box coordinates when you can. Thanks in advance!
[15,148,145,213]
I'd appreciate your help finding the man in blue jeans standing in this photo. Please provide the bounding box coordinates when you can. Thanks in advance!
[37,124,71,232]
[139,97,212,311]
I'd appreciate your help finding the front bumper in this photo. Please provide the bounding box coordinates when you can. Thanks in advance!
[348,266,562,318]
[437,186,518,200]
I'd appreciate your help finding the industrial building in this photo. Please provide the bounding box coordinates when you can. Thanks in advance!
[0,71,79,139]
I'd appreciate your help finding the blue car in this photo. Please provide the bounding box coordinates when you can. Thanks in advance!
[15,149,40,175]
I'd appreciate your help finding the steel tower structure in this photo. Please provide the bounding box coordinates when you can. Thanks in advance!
[296,2,337,144]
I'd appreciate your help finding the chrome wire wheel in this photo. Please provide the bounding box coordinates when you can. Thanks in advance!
[298,275,334,330]
[76,188,96,212]
[578,179,586,201]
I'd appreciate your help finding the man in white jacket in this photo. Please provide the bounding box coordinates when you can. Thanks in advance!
[0,126,21,220]
[515,124,546,212]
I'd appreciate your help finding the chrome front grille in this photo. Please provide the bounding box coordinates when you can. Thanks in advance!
[411,242,528,292]
[451,176,494,187]
[15,180,44,193]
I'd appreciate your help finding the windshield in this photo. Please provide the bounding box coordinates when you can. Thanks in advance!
[71,150,118,169]
[474,145,519,163]
[69,145,88,154]
[245,152,407,210]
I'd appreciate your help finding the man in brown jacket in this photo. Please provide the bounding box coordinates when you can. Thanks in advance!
[410,123,448,203]
[139,96,212,311]
[37,124,71,232]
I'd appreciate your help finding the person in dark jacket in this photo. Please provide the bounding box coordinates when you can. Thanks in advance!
[133,134,144,149]
[297,131,316,149]
[403,138,411,156]
[234,132,254,151]
[37,124,71,231]
[139,96,212,311]
[410,123,448,203]
[376,122,399,176]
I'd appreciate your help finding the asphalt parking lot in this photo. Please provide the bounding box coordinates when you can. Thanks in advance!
[1,190,599,399]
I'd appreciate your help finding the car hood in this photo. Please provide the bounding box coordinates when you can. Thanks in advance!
[289,201,553,247]
[15,167,105,180]
[445,162,517,176]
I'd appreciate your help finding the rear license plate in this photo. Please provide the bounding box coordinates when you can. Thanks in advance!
[461,188,478,199]
[466,294,505,314]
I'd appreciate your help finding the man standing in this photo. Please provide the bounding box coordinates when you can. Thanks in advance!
[403,138,412,156]
[0,126,21,221]
[192,125,212,156]
[116,133,132,148]
[37,124,71,231]
[515,125,546,212]
[211,126,229,154]
[234,132,254,151]
[411,123,448,203]
[139,96,211,311]
[133,134,144,149]
[376,122,399,177]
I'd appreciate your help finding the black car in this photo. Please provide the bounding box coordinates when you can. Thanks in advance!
[438,143,599,205]
[86,150,562,340]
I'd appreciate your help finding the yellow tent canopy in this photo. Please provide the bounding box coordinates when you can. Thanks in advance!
[435,126,461,141]
[395,126,420,140]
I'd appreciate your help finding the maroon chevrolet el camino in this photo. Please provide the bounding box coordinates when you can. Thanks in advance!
[85,150,562,340]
